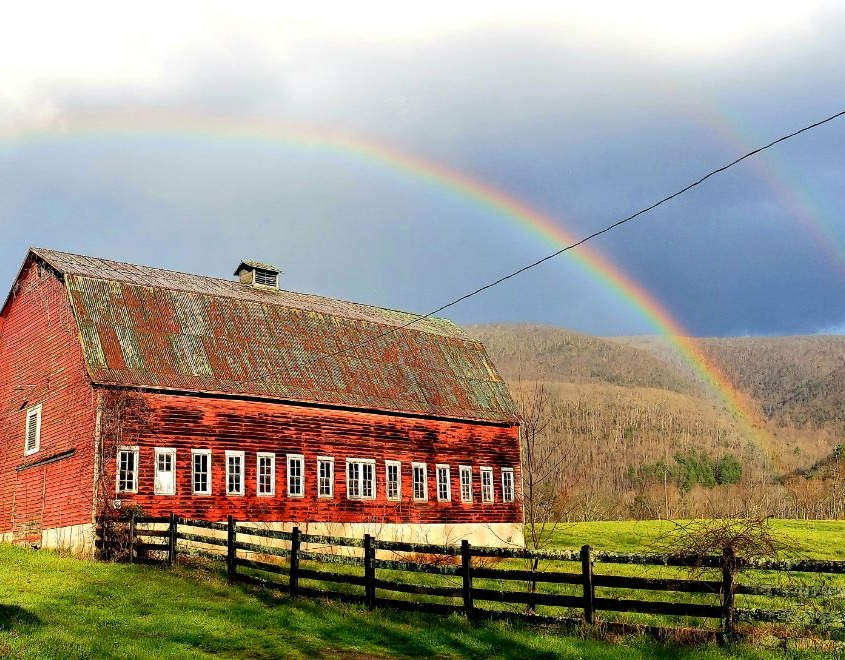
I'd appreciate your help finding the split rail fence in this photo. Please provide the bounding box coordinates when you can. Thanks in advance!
[97,513,845,643]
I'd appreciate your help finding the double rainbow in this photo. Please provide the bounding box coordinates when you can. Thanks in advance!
[5,113,768,444]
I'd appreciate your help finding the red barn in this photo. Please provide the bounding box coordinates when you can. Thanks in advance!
[0,248,522,552]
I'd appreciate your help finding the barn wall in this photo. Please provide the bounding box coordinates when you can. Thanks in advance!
[108,392,523,545]
[0,260,97,543]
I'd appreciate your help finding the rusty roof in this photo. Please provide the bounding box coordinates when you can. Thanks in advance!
[30,248,518,424]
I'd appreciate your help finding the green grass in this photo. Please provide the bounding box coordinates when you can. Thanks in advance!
[544,519,679,552]
[545,519,845,560]
[524,519,845,638]
[0,543,824,659]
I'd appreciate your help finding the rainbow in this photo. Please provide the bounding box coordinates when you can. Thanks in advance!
[712,116,845,283]
[3,113,768,444]
[650,73,845,285]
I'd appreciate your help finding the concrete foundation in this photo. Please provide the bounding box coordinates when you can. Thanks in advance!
[40,523,96,556]
[237,520,524,549]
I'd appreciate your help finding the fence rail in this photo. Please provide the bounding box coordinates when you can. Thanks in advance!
[96,513,845,642]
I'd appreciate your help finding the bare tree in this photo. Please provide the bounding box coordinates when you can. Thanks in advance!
[654,512,794,637]
[520,382,570,550]
[518,382,578,612]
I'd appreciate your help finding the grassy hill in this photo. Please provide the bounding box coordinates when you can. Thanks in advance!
[467,324,845,521]
[0,544,779,659]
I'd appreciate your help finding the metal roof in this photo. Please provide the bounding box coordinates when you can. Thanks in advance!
[31,248,518,424]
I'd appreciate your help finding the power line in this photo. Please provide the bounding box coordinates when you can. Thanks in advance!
[308,108,845,365]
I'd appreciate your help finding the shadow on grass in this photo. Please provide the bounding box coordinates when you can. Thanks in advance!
[226,577,546,657]
[0,605,42,631]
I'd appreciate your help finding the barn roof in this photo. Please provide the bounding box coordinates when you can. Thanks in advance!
[28,248,518,424]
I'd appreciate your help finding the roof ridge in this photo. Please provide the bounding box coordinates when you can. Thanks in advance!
[33,247,469,340]
[33,246,264,290]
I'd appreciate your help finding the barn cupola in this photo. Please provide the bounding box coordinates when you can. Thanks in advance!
[234,260,282,290]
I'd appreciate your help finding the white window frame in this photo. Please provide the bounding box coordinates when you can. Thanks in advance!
[346,458,376,500]
[287,454,305,497]
[480,466,494,503]
[385,460,402,501]
[226,450,245,496]
[436,464,451,502]
[502,467,516,503]
[252,268,278,288]
[256,452,276,497]
[317,456,335,498]
[459,465,473,503]
[412,462,428,502]
[191,449,212,495]
[154,447,176,495]
[116,445,139,494]
[24,404,42,456]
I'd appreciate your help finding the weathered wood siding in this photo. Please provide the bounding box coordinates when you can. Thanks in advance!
[0,260,97,540]
[109,392,522,525]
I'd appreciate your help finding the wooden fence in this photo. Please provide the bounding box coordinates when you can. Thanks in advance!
[97,514,845,643]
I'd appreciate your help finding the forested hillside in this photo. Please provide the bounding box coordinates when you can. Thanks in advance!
[467,324,845,521]
[470,324,701,395]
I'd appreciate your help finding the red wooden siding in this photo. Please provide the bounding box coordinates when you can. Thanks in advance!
[108,392,522,525]
[0,260,97,538]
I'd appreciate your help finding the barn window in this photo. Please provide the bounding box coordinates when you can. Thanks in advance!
[412,462,428,501]
[385,460,401,501]
[459,465,473,503]
[287,454,304,497]
[117,446,139,494]
[436,464,451,502]
[317,457,334,498]
[154,448,176,495]
[502,468,515,503]
[226,451,245,496]
[24,404,42,456]
[347,458,375,500]
[480,466,494,503]
[257,453,275,496]
[191,449,212,495]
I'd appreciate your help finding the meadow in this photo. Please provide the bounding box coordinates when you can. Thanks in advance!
[3,520,845,658]
[548,519,845,560]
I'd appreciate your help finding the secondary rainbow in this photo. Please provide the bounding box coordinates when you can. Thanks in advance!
[650,72,845,284]
[4,113,765,440]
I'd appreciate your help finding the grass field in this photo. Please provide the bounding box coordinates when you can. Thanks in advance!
[546,519,845,561]
[2,520,845,658]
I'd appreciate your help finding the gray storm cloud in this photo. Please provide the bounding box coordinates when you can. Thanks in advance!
[1,4,844,336]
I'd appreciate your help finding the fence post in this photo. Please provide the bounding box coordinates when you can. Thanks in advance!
[128,510,136,564]
[580,544,594,624]
[226,516,236,584]
[721,547,736,639]
[289,526,301,597]
[364,534,375,610]
[461,539,474,619]
[167,512,177,568]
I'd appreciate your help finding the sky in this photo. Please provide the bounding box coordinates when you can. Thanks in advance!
[1,1,844,337]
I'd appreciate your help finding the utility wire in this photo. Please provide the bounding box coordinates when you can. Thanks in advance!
[307,108,845,365]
